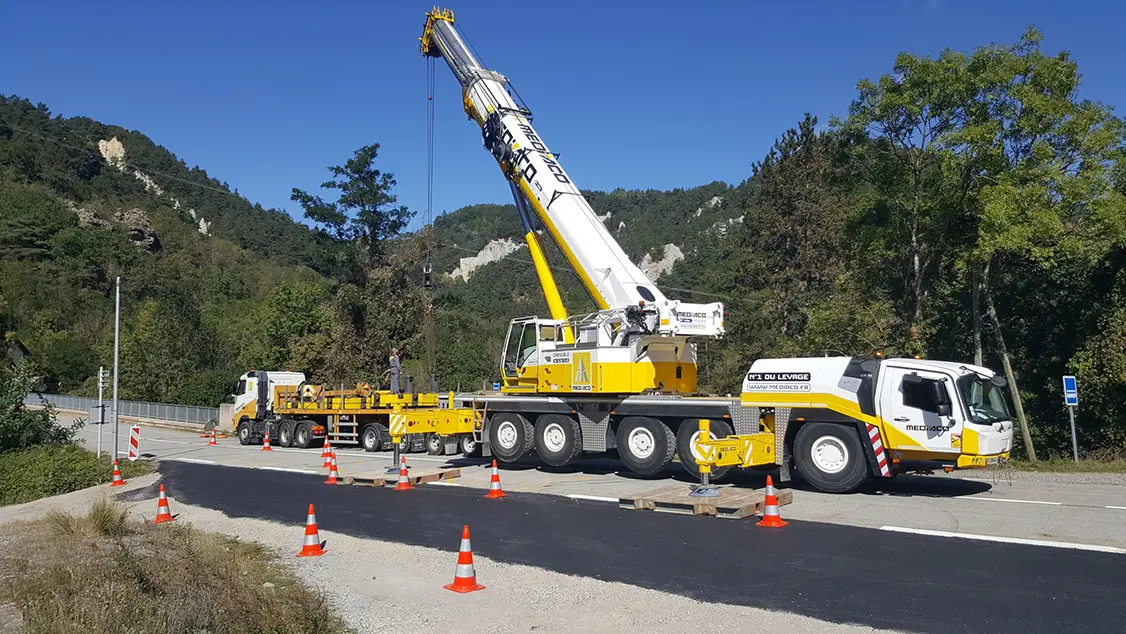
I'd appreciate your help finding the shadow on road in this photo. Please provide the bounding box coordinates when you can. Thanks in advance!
[401,452,996,498]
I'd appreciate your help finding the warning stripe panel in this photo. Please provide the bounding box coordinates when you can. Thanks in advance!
[865,423,891,477]
[128,425,140,462]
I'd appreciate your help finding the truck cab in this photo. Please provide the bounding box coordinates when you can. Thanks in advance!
[230,370,306,431]
[873,358,1014,469]
[738,356,1014,492]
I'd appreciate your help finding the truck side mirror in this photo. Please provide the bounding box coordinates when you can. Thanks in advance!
[931,381,950,405]
[936,403,951,417]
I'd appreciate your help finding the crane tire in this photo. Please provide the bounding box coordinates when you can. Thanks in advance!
[792,422,868,493]
[676,419,734,481]
[616,417,675,476]
[534,414,582,467]
[488,412,534,462]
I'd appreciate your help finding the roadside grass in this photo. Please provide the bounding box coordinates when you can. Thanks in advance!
[0,444,156,506]
[0,498,350,634]
[1008,453,1126,473]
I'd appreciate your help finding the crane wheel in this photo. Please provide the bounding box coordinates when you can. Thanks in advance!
[487,412,533,462]
[534,414,582,467]
[676,419,733,481]
[792,422,868,493]
[616,417,675,476]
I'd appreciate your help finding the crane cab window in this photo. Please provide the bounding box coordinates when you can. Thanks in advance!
[503,323,540,373]
[539,325,558,341]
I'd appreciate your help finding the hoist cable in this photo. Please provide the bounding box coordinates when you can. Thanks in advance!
[423,55,437,382]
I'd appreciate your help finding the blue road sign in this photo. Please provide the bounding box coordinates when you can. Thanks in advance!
[1062,375,1078,406]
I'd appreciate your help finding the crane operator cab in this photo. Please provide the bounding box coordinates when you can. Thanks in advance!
[500,307,698,396]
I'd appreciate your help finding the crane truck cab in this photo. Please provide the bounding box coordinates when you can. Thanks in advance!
[734,356,1014,492]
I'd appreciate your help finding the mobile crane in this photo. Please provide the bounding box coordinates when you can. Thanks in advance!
[415,7,1013,492]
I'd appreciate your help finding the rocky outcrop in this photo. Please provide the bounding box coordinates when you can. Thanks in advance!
[639,243,684,281]
[449,238,524,281]
[113,208,161,251]
[694,195,723,217]
[97,136,209,236]
[68,202,112,231]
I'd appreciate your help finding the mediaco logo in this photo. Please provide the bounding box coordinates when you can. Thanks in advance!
[572,352,592,391]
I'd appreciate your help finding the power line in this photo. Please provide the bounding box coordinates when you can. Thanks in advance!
[5,120,735,304]
[2,122,252,200]
[433,239,732,302]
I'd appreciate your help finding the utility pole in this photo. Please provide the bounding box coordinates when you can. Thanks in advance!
[112,276,121,461]
[97,366,105,458]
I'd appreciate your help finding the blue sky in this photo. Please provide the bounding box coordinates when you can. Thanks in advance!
[3,1,1124,231]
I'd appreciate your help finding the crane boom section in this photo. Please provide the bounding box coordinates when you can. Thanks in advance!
[421,9,724,337]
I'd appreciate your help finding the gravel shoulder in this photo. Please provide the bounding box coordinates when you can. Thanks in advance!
[0,475,901,634]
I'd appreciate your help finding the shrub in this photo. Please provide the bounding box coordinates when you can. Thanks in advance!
[1,361,81,451]
[0,444,155,506]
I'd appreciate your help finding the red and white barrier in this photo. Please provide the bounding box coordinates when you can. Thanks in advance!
[128,425,141,462]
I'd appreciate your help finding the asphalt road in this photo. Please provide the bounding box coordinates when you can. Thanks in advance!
[157,460,1126,634]
[73,418,1126,551]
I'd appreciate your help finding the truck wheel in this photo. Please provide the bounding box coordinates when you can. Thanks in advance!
[361,425,382,452]
[534,414,582,467]
[616,417,675,476]
[488,412,534,462]
[277,421,295,448]
[676,419,734,481]
[793,422,868,493]
[237,420,252,446]
[293,421,313,449]
[460,435,481,457]
[426,433,445,456]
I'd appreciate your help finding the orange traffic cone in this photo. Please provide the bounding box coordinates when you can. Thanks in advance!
[262,427,273,451]
[296,504,326,557]
[757,475,788,527]
[208,429,218,446]
[393,455,413,491]
[322,447,334,469]
[443,524,485,593]
[325,454,340,484]
[109,459,126,487]
[154,483,175,523]
[483,459,506,499]
[321,438,333,460]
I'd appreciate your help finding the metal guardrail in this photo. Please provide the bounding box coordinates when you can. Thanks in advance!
[23,392,219,425]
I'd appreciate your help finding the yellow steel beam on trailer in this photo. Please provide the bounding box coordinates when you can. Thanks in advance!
[388,405,481,442]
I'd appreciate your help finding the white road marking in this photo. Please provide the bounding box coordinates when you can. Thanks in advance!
[1107,506,1126,511]
[428,481,466,487]
[171,457,217,465]
[257,466,318,475]
[566,494,619,503]
[959,496,1062,506]
[879,526,1126,555]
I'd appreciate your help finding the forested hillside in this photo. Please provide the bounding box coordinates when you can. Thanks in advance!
[2,27,1124,458]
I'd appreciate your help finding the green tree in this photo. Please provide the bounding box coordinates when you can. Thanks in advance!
[838,27,1126,459]
[291,144,414,264]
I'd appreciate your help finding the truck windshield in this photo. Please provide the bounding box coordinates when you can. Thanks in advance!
[956,375,1012,424]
